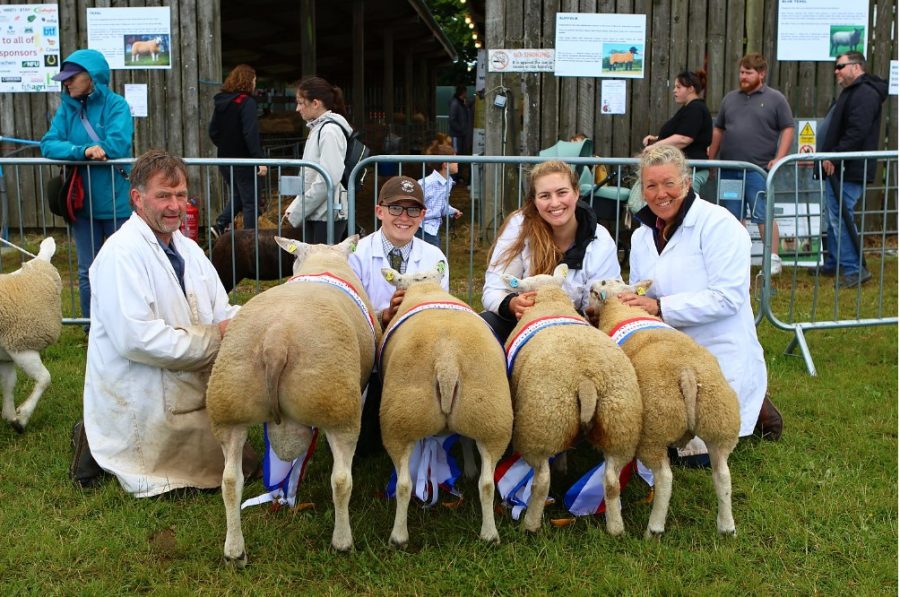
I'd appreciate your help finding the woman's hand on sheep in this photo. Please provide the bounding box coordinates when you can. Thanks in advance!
[509,291,537,320]
[620,292,661,317]
[218,319,231,337]
[382,289,407,327]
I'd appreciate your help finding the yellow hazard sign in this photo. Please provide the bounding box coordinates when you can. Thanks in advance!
[798,121,816,146]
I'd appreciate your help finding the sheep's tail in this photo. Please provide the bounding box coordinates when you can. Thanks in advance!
[262,334,288,425]
[577,379,598,428]
[434,357,460,416]
[679,367,698,435]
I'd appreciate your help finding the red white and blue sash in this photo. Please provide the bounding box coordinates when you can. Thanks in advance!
[505,316,590,376]
[608,316,674,346]
[563,459,654,516]
[287,272,378,355]
[241,424,319,509]
[378,300,484,370]
[494,452,564,520]
[385,434,462,506]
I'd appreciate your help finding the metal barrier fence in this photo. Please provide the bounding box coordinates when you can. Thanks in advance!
[761,151,899,376]
[0,156,334,325]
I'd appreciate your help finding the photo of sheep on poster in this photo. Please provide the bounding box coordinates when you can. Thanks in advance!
[123,34,170,67]
[829,25,866,57]
[600,43,644,78]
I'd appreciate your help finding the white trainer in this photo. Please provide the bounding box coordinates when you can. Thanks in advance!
[770,254,783,276]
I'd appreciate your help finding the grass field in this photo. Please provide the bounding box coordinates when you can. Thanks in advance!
[0,226,896,594]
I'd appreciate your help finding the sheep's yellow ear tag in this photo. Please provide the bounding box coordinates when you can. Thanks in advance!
[385,271,394,282]
[600,290,607,301]
[509,278,519,288]
[636,287,646,296]
[437,260,447,275]
[350,242,358,252]
[286,242,298,254]
[559,265,569,277]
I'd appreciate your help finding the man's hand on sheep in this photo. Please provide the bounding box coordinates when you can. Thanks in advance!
[217,319,231,337]
[509,291,537,320]
[84,145,107,160]
[619,292,661,317]
[381,289,406,327]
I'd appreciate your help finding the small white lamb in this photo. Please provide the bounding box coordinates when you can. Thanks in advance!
[0,237,62,433]
[589,278,740,537]
[502,265,643,535]
[379,265,513,547]
[206,235,381,566]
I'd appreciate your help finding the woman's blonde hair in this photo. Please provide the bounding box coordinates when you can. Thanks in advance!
[489,160,579,276]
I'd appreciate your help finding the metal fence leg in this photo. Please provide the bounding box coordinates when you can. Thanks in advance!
[784,325,817,377]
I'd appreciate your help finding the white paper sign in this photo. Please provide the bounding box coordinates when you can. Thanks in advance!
[87,7,171,70]
[124,83,147,117]
[488,49,555,73]
[777,0,869,61]
[0,4,61,93]
[600,80,626,114]
[889,60,898,95]
[555,13,646,78]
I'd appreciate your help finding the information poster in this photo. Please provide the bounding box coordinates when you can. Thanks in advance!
[0,4,60,93]
[777,0,868,61]
[124,83,147,117]
[600,80,626,114]
[555,13,646,78]
[87,6,171,70]
[890,60,898,95]
[488,49,555,73]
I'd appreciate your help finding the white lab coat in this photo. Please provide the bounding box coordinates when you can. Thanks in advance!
[629,197,766,437]
[482,211,621,314]
[83,213,240,497]
[349,229,449,312]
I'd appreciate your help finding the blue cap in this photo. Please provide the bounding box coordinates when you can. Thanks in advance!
[52,62,86,82]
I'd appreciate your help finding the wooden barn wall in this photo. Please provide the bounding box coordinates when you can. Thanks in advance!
[484,0,898,161]
[0,0,221,228]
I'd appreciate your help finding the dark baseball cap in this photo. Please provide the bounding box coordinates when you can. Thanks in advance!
[52,62,87,82]
[378,175,425,208]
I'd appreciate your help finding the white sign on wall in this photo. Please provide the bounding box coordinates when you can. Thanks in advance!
[777,0,869,61]
[889,60,898,95]
[554,13,646,78]
[488,49,555,73]
[87,7,171,70]
[600,80,626,114]
[124,83,148,117]
[0,4,60,93]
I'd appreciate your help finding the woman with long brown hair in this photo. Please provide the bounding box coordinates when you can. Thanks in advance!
[481,160,621,339]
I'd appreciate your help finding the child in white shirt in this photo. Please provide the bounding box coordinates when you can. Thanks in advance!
[417,140,462,248]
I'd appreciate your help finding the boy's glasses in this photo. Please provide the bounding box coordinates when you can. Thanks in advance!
[382,204,423,217]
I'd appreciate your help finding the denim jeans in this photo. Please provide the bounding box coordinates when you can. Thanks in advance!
[823,178,864,275]
[216,166,264,231]
[417,228,440,248]
[72,216,127,320]
[719,169,768,224]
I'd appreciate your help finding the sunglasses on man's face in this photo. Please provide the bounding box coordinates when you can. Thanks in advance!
[382,204,423,217]
[834,62,857,71]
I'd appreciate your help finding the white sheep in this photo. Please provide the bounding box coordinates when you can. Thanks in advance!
[0,237,62,433]
[379,265,513,547]
[205,235,381,566]
[131,37,163,63]
[502,265,643,535]
[831,28,863,55]
[589,278,741,537]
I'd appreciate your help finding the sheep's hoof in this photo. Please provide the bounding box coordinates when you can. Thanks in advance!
[332,541,354,554]
[224,552,248,569]
[389,536,408,550]
[643,528,664,540]
[718,527,737,538]
[480,533,500,545]
[10,420,24,434]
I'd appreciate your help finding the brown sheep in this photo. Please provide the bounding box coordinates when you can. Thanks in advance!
[589,278,740,537]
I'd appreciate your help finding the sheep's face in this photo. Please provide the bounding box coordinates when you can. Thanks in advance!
[275,234,359,275]
[381,260,446,289]
[502,263,568,292]
[589,278,653,306]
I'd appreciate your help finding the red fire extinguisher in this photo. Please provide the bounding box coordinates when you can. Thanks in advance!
[181,197,200,241]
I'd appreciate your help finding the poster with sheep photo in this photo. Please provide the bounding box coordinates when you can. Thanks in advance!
[86,6,171,70]
[776,0,868,61]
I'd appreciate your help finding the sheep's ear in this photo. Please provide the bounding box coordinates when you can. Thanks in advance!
[36,237,56,262]
[502,273,523,291]
[634,279,653,295]
[335,234,360,257]
[381,267,401,286]
[552,264,569,280]
[275,236,309,260]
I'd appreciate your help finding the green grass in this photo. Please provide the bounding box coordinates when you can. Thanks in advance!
[0,233,896,594]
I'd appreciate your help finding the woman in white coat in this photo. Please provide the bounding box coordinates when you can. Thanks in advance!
[482,159,621,340]
[82,150,240,496]
[620,144,781,443]
[284,75,351,243]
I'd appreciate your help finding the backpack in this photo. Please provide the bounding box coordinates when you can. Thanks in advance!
[317,120,370,190]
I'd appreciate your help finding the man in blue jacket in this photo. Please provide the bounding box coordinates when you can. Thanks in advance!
[41,49,133,322]
[819,51,889,288]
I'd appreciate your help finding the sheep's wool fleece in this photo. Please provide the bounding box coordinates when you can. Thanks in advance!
[0,259,62,352]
